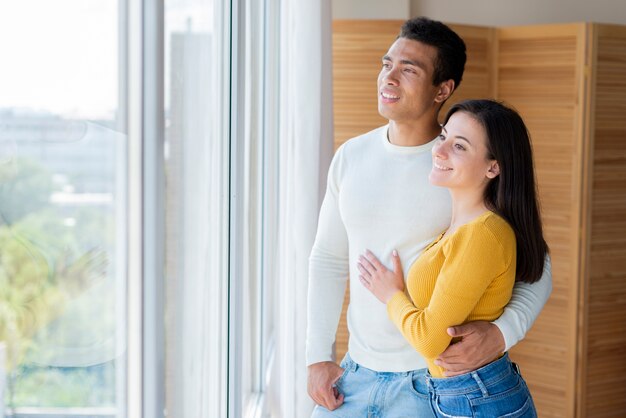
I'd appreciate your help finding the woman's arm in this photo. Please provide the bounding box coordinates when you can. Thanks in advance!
[360,222,514,359]
[433,254,552,376]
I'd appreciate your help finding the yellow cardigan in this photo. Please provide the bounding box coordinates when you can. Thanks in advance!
[386,211,516,377]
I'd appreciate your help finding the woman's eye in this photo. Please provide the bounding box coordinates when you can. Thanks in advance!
[437,134,446,141]
[454,143,466,151]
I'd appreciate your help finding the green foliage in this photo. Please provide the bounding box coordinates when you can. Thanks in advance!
[0,157,117,407]
[0,209,109,371]
[0,158,55,226]
[11,363,116,407]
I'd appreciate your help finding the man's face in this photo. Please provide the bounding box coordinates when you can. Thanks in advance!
[377,38,442,123]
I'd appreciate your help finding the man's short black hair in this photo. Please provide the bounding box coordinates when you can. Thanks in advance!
[399,17,467,90]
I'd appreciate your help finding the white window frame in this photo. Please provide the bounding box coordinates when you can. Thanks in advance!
[127,0,278,416]
[231,0,281,417]
[127,0,167,416]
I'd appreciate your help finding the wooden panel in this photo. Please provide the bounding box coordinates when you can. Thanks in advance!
[440,24,497,118]
[585,23,626,418]
[497,24,588,418]
[332,20,496,364]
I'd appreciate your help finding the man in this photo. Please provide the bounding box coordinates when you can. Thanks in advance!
[307,17,552,417]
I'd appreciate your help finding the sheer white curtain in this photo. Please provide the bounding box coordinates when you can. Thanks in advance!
[270,0,334,417]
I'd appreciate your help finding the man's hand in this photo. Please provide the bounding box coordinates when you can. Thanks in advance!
[307,361,345,410]
[434,321,505,377]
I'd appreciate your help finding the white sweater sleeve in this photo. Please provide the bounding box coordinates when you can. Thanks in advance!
[306,146,350,366]
[493,254,553,351]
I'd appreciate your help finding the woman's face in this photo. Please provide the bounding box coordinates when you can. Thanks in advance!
[429,111,499,192]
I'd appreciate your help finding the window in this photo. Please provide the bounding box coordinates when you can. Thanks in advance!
[163,0,230,416]
[237,0,281,416]
[0,1,127,416]
[163,0,278,416]
[0,1,282,416]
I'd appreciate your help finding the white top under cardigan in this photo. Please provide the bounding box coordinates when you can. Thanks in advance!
[306,125,552,372]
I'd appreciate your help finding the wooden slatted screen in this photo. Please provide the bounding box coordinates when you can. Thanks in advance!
[496,23,589,418]
[584,24,626,418]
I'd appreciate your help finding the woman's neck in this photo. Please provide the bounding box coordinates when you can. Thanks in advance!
[445,190,490,237]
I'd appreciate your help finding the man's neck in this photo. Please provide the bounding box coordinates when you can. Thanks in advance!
[387,120,442,147]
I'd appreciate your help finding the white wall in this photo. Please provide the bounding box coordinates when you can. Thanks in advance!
[410,0,626,26]
[333,0,626,25]
[333,0,410,19]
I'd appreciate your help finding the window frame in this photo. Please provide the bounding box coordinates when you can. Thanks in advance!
[230,0,280,417]
[128,0,277,416]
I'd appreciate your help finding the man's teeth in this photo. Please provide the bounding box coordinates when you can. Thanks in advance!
[381,92,399,99]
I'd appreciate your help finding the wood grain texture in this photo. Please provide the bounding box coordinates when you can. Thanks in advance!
[497,23,588,418]
[584,23,626,418]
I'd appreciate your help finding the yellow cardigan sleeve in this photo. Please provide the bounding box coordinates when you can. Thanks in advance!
[386,222,513,359]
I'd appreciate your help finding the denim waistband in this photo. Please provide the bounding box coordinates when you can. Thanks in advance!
[343,352,420,378]
[426,353,519,396]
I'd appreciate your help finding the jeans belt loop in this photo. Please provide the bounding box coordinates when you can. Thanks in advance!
[471,371,489,397]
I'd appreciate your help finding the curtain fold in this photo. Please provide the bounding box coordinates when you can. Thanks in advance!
[271,0,334,416]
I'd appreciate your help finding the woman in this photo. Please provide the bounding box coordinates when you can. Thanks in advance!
[357,99,547,417]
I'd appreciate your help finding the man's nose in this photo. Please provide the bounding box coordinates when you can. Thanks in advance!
[382,68,399,85]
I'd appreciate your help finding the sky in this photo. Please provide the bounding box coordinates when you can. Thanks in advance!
[0,0,118,119]
[0,0,215,120]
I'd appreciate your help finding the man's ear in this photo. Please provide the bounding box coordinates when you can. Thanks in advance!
[486,161,500,179]
[435,79,455,104]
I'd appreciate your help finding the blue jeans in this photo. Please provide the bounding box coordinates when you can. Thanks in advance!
[311,353,435,418]
[426,353,537,418]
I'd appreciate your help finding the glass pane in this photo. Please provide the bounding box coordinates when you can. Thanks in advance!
[164,0,229,416]
[0,0,126,416]
[242,0,264,401]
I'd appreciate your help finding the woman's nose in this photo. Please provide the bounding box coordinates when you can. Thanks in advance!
[433,141,447,158]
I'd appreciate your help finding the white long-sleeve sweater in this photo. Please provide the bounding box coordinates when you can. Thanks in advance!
[306,125,552,372]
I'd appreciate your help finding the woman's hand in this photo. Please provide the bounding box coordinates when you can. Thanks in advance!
[357,249,405,304]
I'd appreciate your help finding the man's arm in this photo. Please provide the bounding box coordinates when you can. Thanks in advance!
[435,255,552,376]
[306,146,350,410]
[493,255,553,350]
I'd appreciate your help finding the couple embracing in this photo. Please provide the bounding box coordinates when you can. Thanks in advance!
[307,17,551,418]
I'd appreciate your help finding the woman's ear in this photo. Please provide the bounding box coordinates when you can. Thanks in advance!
[486,161,500,179]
